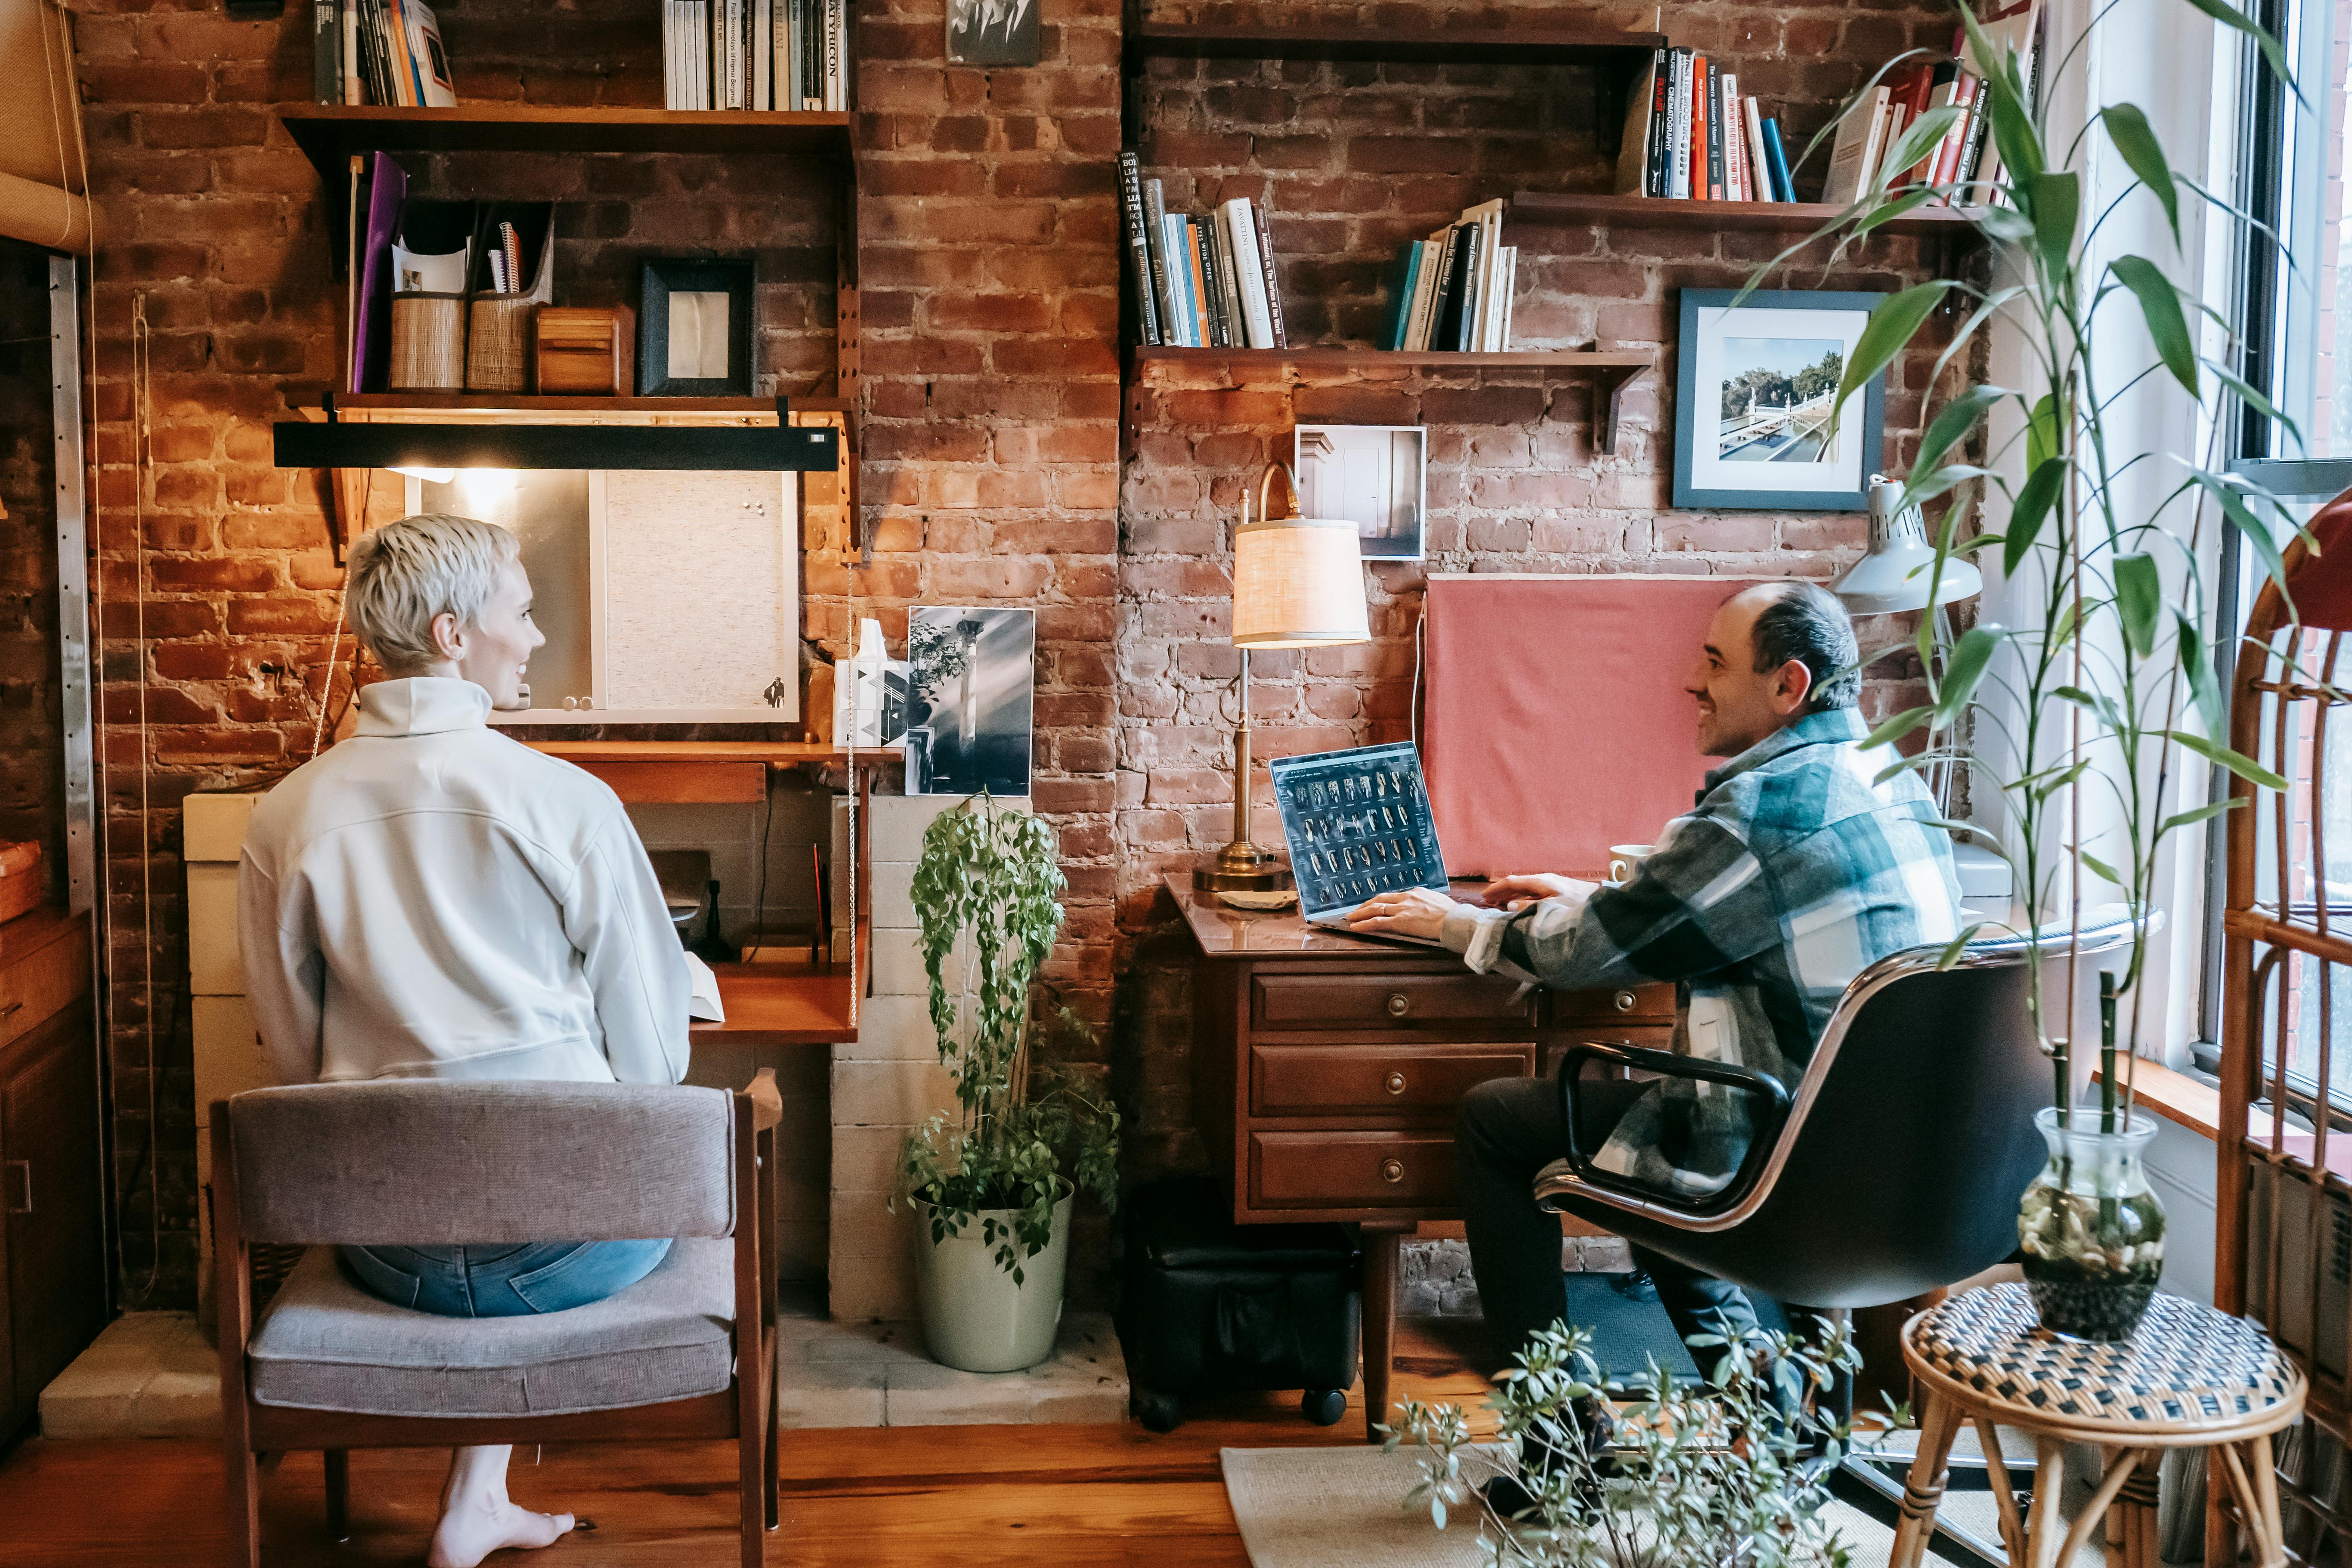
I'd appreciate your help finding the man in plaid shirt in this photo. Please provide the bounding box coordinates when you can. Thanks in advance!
[1347,581,1960,1371]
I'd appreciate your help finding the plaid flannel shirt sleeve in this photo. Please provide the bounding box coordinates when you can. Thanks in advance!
[1438,813,1784,988]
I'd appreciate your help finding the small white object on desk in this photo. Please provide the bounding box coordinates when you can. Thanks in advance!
[684,952,726,1023]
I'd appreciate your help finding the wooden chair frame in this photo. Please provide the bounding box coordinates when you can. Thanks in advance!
[211,1071,784,1568]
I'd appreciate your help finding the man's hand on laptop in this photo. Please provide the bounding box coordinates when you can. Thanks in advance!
[1345,886,1460,940]
[1478,874,1598,911]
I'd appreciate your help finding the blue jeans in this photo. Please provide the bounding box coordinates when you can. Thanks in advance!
[339,1239,672,1317]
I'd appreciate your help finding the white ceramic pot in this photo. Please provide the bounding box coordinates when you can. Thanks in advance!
[912,1182,1073,1373]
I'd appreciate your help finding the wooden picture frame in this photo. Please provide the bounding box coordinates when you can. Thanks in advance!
[640,257,757,397]
[1672,288,1886,513]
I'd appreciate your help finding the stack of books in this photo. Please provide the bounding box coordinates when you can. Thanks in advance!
[1615,49,1794,202]
[1118,152,1289,350]
[309,0,458,107]
[663,0,846,111]
[1382,200,1516,353]
[1825,5,2043,207]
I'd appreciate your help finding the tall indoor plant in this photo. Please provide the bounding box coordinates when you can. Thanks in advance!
[894,792,1120,1372]
[1781,0,2298,1336]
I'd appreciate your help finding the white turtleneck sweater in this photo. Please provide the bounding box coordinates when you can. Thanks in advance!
[238,677,692,1087]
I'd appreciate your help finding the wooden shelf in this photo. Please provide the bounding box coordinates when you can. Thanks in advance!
[1130,346,1653,454]
[695,956,859,1048]
[280,105,856,184]
[1130,23,1665,67]
[518,739,848,764]
[1133,346,1651,371]
[332,393,859,418]
[1506,190,1988,237]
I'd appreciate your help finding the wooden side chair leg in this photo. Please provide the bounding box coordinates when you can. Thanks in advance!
[229,1447,261,1568]
[765,1361,781,1531]
[1889,1391,1962,1568]
[325,1449,351,1542]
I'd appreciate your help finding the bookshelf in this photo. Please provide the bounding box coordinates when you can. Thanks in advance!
[332,392,860,418]
[1131,347,1655,455]
[1126,22,1665,67]
[278,105,857,182]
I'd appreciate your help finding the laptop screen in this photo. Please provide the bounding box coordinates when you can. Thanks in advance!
[1269,742,1450,920]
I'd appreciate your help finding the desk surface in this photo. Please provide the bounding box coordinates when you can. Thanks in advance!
[695,957,857,1046]
[1164,873,1492,959]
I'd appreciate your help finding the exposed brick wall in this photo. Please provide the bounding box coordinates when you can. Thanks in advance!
[0,241,69,903]
[71,0,1951,1309]
[1113,4,1960,1183]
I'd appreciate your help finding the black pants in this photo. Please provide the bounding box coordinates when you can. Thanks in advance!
[1456,1073,1761,1373]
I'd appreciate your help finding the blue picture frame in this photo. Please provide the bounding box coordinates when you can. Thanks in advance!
[1672,288,1887,512]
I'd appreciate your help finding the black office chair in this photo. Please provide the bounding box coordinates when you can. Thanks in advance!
[1532,915,2135,1568]
[1534,914,2135,1307]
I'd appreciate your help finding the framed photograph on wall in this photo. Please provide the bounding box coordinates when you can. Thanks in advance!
[1672,289,1886,512]
[946,0,1040,65]
[1294,424,1428,561]
[904,606,1036,798]
[639,256,755,397]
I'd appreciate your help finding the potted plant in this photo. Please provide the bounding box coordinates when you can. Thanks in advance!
[1785,0,2298,1337]
[1392,1319,1865,1566]
[894,792,1121,1372]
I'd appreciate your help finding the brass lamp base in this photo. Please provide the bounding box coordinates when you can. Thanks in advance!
[1193,840,1294,894]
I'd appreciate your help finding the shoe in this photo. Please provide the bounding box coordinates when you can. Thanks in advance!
[1611,1268,1659,1304]
[1478,1472,1544,1522]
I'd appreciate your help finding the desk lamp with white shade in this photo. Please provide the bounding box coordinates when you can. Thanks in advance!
[1194,461,1372,896]
[1834,475,2007,909]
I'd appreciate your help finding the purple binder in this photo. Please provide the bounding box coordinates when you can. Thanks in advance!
[350,152,407,394]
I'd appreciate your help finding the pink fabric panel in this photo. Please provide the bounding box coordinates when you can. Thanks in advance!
[1422,575,1762,878]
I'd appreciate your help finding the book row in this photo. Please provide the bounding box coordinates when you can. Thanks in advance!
[1119,152,1290,351]
[1823,7,2043,208]
[1383,200,1517,353]
[663,0,848,112]
[308,0,457,107]
[1615,49,1795,203]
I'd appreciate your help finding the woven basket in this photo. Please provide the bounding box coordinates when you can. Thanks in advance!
[466,297,535,393]
[388,294,465,390]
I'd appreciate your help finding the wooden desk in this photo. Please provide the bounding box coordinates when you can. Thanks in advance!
[694,945,863,1049]
[1168,875,1675,1440]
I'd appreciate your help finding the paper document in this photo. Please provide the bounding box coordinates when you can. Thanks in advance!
[684,952,726,1023]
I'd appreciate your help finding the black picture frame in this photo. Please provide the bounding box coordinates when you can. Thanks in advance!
[1672,288,1887,513]
[638,256,756,398]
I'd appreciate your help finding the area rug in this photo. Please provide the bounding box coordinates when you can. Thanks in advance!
[1219,1444,2100,1568]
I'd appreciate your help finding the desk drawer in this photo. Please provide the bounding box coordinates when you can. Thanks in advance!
[1548,983,1677,1025]
[1251,972,1536,1032]
[1541,1027,1675,1078]
[1252,1131,1456,1209]
[0,925,90,1055]
[1250,1042,1533,1116]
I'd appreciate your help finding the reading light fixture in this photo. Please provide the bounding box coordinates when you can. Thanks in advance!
[272,394,842,473]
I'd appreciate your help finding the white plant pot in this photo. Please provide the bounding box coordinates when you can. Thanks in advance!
[912,1183,1073,1373]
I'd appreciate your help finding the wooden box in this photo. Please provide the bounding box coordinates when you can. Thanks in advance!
[0,841,41,927]
[536,305,635,396]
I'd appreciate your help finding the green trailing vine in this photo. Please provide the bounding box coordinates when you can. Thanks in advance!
[893,792,1120,1283]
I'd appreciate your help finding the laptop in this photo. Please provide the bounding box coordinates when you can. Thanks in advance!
[1269,742,1459,949]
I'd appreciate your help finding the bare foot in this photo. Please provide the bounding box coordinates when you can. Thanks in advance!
[424,1494,575,1568]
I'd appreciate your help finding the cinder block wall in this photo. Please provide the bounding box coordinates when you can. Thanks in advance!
[71,0,1952,1309]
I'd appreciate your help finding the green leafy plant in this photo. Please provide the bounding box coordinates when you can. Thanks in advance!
[1761,0,2298,1133]
[893,792,1120,1283]
[1390,1319,1866,1568]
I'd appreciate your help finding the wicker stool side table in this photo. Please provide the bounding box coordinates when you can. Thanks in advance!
[1888,1284,2306,1568]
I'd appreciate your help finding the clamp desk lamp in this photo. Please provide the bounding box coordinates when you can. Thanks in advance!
[1835,476,2006,902]
[1194,460,1372,895]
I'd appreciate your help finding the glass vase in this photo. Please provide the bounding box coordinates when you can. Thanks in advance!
[2017,1106,2166,1341]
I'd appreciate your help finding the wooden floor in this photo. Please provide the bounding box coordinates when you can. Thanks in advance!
[0,1318,1500,1567]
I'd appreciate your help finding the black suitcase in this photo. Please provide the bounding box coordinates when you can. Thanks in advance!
[1114,1176,1362,1432]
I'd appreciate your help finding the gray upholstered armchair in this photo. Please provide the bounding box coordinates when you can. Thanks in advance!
[209,1074,782,1568]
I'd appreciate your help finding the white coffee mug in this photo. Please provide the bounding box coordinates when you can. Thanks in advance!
[1607,844,1656,885]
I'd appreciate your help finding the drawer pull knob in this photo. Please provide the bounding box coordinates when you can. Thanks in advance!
[1383,1071,1408,1095]
[0,1000,20,1018]
[1380,1158,1406,1184]
[1612,990,1637,1013]
[1385,993,1411,1018]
